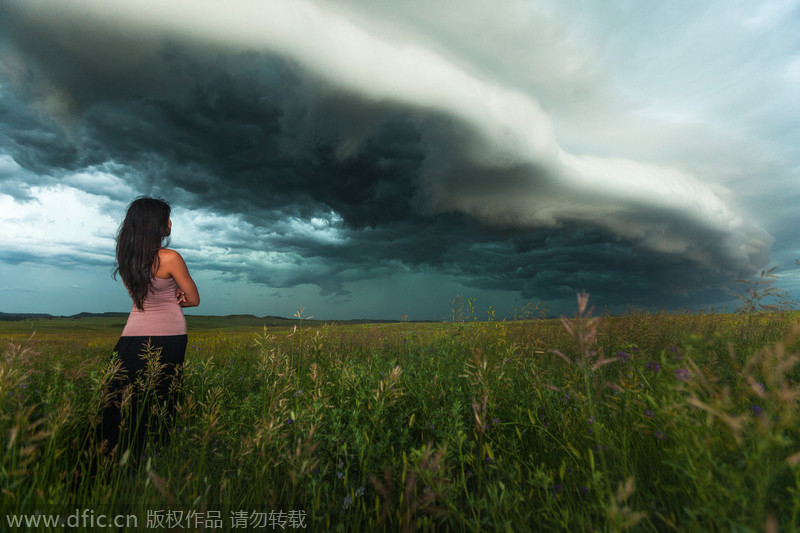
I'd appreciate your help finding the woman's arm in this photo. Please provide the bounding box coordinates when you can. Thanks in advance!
[161,249,200,307]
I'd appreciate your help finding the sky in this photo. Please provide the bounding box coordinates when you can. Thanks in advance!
[0,0,799,320]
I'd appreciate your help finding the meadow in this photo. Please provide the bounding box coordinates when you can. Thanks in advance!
[2,294,800,532]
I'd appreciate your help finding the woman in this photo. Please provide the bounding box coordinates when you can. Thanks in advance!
[99,196,199,463]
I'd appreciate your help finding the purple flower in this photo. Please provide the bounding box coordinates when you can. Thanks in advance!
[286,417,294,425]
[553,483,563,494]
[485,456,494,463]
[587,416,594,424]
[646,362,661,372]
[632,346,641,352]
[579,486,589,496]
[491,418,500,426]
[751,405,764,417]
[655,431,666,441]
[465,470,473,477]
[342,494,352,509]
[643,409,654,418]
[674,368,690,382]
[617,350,631,362]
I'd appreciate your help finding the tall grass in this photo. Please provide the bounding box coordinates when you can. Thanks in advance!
[1,300,799,531]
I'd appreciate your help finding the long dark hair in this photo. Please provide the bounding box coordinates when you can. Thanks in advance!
[114,197,171,310]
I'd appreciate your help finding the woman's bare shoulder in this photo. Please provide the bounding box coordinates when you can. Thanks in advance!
[158,248,182,261]
[155,248,184,278]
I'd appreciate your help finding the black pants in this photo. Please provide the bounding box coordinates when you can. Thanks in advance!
[98,335,188,462]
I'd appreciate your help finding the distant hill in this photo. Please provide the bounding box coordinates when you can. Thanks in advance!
[69,312,128,319]
[0,311,126,321]
[0,311,429,324]
[0,312,56,321]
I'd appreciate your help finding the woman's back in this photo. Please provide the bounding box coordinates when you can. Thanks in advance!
[121,276,186,336]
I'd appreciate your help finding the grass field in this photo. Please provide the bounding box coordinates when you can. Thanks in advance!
[2,297,799,531]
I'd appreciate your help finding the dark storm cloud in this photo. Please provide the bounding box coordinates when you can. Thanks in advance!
[0,0,782,311]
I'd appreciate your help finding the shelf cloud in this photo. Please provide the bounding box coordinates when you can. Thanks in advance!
[1,0,797,317]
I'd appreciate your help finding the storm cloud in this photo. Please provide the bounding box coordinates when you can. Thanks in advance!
[1,0,797,317]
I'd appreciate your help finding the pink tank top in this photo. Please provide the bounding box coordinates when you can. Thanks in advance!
[121,277,187,336]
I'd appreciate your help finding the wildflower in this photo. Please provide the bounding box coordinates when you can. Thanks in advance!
[655,431,666,441]
[355,486,365,497]
[286,417,294,425]
[491,418,500,427]
[213,440,220,447]
[580,486,589,496]
[674,368,690,382]
[751,405,764,417]
[20,383,28,389]
[465,470,474,478]
[632,346,640,352]
[587,416,594,424]
[643,409,654,418]
[293,389,303,398]
[553,483,563,494]
[337,471,344,479]
[646,361,661,372]
[617,350,631,362]
[342,494,352,509]
[485,456,494,463]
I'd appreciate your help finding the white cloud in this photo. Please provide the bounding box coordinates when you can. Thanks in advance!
[0,175,127,264]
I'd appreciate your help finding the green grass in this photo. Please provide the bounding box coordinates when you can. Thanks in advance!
[2,306,799,531]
